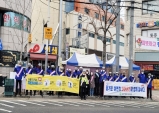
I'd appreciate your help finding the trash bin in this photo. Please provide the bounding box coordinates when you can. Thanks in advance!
[4,79,14,96]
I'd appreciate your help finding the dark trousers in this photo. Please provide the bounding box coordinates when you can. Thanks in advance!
[58,91,63,96]
[26,90,32,96]
[100,82,104,97]
[86,84,90,96]
[80,86,86,99]
[34,90,43,96]
[49,91,54,96]
[15,80,22,96]
[147,88,152,99]
[95,83,99,96]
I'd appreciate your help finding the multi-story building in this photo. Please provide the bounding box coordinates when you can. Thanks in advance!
[125,0,159,77]
[30,0,125,66]
[0,0,32,76]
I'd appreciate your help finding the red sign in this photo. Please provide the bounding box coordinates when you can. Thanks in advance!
[142,65,154,71]
[3,14,10,22]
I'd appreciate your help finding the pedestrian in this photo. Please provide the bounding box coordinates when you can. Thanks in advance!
[80,71,87,100]
[34,63,44,97]
[147,73,154,100]
[72,67,78,78]
[99,67,107,98]
[129,73,136,99]
[49,65,56,96]
[114,72,120,82]
[66,69,72,96]
[138,70,146,99]
[25,63,33,96]
[107,72,114,98]
[14,61,25,97]
[121,74,128,82]
[94,69,100,97]
[90,72,95,96]
[86,70,90,96]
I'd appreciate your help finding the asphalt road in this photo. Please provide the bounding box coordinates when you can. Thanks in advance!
[0,99,158,113]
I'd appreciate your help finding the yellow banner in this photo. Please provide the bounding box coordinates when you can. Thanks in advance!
[26,74,79,94]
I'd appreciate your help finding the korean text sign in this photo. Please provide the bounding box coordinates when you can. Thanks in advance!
[26,75,79,94]
[104,81,147,97]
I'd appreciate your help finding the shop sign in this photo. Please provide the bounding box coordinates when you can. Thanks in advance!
[69,47,85,57]
[142,65,153,71]
[136,20,159,28]
[136,36,159,50]
[28,43,58,55]
[44,27,52,40]
[0,51,20,67]
[153,64,159,71]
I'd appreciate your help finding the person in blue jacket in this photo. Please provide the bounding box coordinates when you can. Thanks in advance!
[114,72,120,82]
[72,67,78,78]
[66,69,72,77]
[147,73,154,100]
[138,70,146,83]
[99,67,107,97]
[77,67,83,78]
[47,65,51,74]
[129,73,136,82]
[49,65,56,76]
[121,74,128,82]
[107,72,114,81]
[14,61,25,97]
[25,63,33,96]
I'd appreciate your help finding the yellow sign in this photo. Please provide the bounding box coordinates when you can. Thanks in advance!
[44,27,52,40]
[26,75,79,94]
[28,34,32,43]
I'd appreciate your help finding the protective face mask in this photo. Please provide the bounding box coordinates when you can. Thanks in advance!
[148,76,151,78]
[103,70,105,72]
[141,72,144,74]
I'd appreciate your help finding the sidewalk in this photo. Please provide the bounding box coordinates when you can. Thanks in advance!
[0,87,159,102]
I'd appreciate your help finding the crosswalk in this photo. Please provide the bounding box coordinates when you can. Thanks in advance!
[0,100,158,112]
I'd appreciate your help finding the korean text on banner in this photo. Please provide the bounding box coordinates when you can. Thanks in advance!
[104,81,147,97]
[26,75,79,94]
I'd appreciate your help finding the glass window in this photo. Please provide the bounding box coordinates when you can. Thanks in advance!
[113,40,116,44]
[95,12,99,19]
[84,8,90,14]
[78,32,81,37]
[97,35,103,40]
[142,0,159,15]
[109,19,112,24]
[66,28,70,35]
[89,32,95,38]
[120,42,124,46]
[121,24,124,29]
[78,23,82,29]
[106,38,110,42]
[102,16,105,21]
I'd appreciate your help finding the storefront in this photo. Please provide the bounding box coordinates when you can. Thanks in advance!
[25,43,58,67]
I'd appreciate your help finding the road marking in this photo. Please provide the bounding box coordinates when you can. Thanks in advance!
[103,102,124,108]
[34,101,63,106]
[50,101,79,107]
[75,101,109,107]
[0,103,14,108]
[17,100,45,106]
[0,100,26,106]
[0,108,12,113]
[64,101,95,107]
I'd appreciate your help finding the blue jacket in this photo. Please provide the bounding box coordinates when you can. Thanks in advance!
[49,70,56,76]
[26,68,33,74]
[14,66,25,80]
[107,75,114,81]
[47,68,51,74]
[147,77,154,88]
[99,70,107,83]
[56,67,64,76]
[72,70,78,78]
[120,75,127,82]
[66,71,72,77]
[138,73,146,83]
[129,76,136,82]
[36,67,44,75]
[113,75,120,82]
[77,70,83,77]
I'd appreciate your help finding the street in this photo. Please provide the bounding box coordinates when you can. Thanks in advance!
[0,99,158,113]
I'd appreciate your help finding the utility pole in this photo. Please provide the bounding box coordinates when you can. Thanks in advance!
[58,0,63,66]
[44,0,50,74]
[115,0,120,72]
[128,1,134,77]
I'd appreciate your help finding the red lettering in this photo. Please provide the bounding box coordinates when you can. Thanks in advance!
[149,41,152,46]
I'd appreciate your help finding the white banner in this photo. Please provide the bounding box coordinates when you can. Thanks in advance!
[104,81,147,97]
[136,36,159,50]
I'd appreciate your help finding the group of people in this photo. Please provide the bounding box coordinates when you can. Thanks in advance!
[14,62,154,100]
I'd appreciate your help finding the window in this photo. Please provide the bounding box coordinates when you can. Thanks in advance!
[97,35,103,40]
[113,40,116,44]
[66,28,70,35]
[106,38,110,42]
[142,29,159,38]
[89,32,95,38]
[102,16,105,21]
[95,12,99,19]
[127,8,131,20]
[126,34,129,46]
[109,19,112,24]
[121,24,124,29]
[78,23,82,29]
[78,32,81,37]
[142,0,159,15]
[120,42,124,46]
[84,8,90,14]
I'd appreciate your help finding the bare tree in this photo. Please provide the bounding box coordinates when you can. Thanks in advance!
[90,0,122,67]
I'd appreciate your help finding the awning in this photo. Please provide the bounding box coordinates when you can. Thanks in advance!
[30,53,57,61]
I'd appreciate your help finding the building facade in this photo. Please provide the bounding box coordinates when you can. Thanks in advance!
[31,0,125,62]
[125,0,159,77]
[0,0,32,76]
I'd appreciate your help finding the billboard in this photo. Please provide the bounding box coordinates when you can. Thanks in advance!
[136,36,159,50]
[69,47,85,57]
